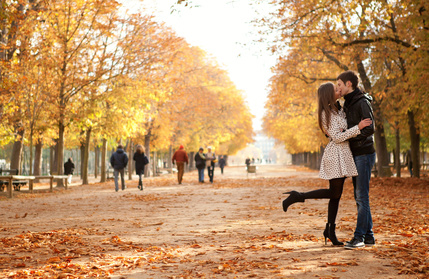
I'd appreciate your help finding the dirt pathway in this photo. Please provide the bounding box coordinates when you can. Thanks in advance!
[0,165,418,278]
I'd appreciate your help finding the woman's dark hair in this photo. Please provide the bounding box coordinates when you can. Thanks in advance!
[318,82,338,134]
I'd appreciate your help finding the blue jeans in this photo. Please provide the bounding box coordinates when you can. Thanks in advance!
[114,168,125,191]
[352,153,376,241]
[198,168,205,182]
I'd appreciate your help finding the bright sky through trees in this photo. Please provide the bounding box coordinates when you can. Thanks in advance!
[121,0,277,130]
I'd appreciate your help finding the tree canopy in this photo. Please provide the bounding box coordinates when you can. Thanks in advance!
[0,0,254,178]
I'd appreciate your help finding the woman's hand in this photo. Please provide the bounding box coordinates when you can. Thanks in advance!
[358,118,372,129]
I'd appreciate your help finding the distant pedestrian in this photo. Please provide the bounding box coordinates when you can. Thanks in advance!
[172,145,189,184]
[195,147,206,183]
[219,155,226,174]
[110,144,128,192]
[206,146,216,183]
[245,157,251,170]
[64,158,75,185]
[133,145,149,190]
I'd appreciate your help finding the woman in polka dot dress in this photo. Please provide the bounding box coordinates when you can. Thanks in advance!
[282,82,372,246]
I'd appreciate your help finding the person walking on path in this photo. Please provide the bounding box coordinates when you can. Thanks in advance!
[172,145,189,184]
[205,146,216,183]
[195,147,206,183]
[133,145,149,190]
[282,82,372,246]
[64,158,75,185]
[110,144,129,192]
[245,157,251,170]
[337,70,376,249]
[219,155,226,175]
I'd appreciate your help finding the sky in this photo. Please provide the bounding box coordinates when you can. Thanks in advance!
[121,0,278,131]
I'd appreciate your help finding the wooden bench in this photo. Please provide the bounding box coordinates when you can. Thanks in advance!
[0,175,35,198]
[247,165,257,177]
[0,169,28,191]
[34,175,69,192]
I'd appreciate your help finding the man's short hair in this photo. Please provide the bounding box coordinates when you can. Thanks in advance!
[337,70,359,90]
[117,144,123,149]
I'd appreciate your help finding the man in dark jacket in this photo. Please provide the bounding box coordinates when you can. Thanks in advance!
[337,70,376,249]
[64,158,75,185]
[110,144,129,192]
[172,145,189,185]
[194,147,206,183]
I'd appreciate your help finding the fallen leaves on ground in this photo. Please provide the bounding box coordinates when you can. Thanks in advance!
[0,174,427,278]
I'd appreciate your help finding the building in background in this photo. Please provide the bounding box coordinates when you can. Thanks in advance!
[228,131,291,165]
[254,132,275,163]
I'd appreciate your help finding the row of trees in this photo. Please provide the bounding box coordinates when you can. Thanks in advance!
[261,0,428,177]
[0,0,254,184]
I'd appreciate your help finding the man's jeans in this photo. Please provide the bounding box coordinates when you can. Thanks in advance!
[352,153,376,241]
[114,168,125,191]
[198,168,205,182]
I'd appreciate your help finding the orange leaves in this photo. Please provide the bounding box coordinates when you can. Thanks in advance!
[325,261,359,267]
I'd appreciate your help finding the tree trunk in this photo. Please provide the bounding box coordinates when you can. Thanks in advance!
[189,152,194,170]
[29,129,34,175]
[395,126,401,177]
[34,140,43,182]
[82,127,91,185]
[309,152,319,170]
[144,131,151,177]
[56,122,65,187]
[50,144,55,175]
[408,110,420,178]
[80,144,85,179]
[168,145,173,169]
[10,126,25,174]
[94,145,99,179]
[100,138,107,183]
[373,112,392,177]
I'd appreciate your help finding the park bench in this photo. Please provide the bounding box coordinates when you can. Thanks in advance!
[0,174,35,198]
[34,175,69,192]
[0,168,28,191]
[247,165,257,177]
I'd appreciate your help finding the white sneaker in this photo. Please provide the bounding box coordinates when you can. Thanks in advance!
[344,238,365,249]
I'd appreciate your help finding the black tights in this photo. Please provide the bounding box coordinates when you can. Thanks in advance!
[301,177,345,224]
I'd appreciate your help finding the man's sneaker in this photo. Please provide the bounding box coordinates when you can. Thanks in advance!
[364,237,376,247]
[344,238,365,249]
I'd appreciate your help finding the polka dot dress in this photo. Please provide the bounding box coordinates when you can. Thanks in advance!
[319,109,360,180]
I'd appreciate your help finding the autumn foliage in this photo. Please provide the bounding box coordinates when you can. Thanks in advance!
[261,0,429,175]
[0,0,253,178]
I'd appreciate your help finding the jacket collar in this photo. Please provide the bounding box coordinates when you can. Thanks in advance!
[344,87,365,108]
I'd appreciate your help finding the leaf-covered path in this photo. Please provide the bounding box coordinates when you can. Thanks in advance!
[0,165,427,278]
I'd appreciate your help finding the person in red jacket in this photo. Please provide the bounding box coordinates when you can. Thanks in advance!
[172,145,189,184]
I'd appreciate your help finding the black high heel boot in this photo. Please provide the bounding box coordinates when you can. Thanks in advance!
[282,191,304,212]
[323,223,330,245]
[323,223,344,246]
